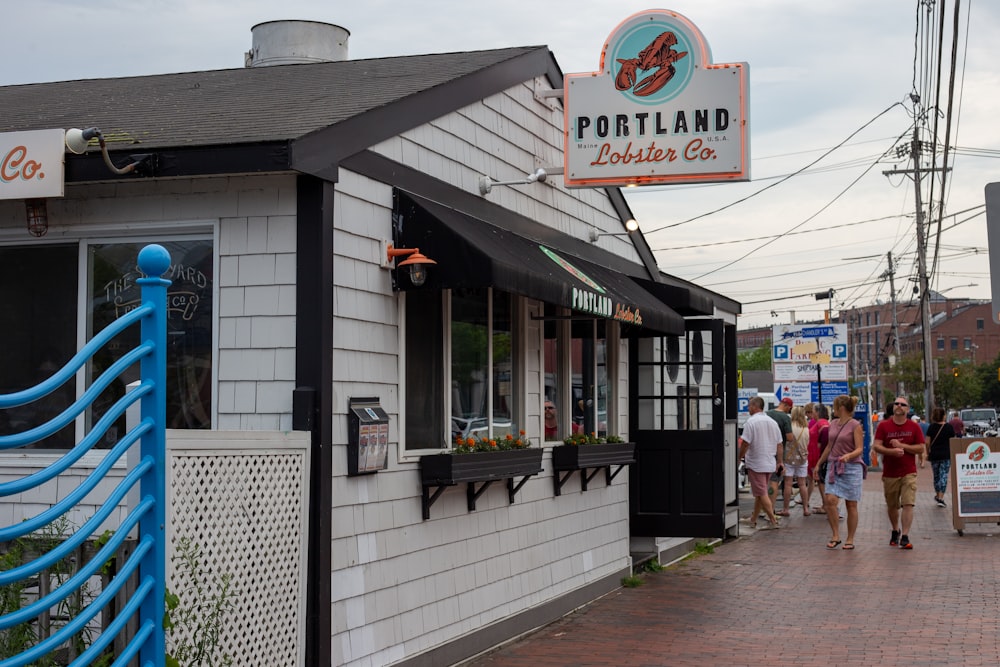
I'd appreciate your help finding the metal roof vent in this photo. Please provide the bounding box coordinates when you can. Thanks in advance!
[246,20,350,67]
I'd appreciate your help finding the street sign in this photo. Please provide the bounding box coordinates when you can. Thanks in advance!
[774,363,848,382]
[775,381,849,404]
[771,324,847,362]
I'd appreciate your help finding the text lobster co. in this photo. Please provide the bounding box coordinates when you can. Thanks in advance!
[573,109,730,141]
[1,145,45,183]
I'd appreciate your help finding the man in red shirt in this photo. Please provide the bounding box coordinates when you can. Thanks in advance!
[872,396,926,549]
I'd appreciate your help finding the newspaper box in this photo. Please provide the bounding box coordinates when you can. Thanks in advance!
[348,396,389,476]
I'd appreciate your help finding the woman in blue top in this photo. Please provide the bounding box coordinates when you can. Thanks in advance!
[813,394,864,550]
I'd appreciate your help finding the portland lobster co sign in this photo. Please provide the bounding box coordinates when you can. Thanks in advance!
[563,9,749,188]
[0,129,66,199]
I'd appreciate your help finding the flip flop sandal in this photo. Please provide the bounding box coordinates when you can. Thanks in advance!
[842,543,855,550]
[826,540,842,550]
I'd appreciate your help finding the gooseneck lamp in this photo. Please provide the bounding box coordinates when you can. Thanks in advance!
[386,244,437,287]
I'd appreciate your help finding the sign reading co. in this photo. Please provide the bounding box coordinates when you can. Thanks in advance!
[562,9,749,188]
[0,129,66,199]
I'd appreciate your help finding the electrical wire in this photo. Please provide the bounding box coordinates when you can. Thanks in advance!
[692,123,915,281]
[641,102,905,235]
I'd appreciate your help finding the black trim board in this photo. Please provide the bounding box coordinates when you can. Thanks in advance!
[295,175,334,667]
[291,48,562,181]
[65,141,292,183]
[394,566,630,667]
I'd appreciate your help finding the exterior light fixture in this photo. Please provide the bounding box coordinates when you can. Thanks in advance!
[479,167,554,196]
[386,243,437,287]
[65,127,154,175]
[25,198,48,237]
[589,219,640,243]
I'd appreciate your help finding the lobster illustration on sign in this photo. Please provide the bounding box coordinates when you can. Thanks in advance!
[615,31,689,97]
[969,444,987,462]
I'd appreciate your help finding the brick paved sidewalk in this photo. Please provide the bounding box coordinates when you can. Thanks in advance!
[463,469,1000,666]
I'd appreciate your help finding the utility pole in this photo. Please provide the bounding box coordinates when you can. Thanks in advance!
[885,251,904,396]
[914,133,935,416]
[882,129,949,414]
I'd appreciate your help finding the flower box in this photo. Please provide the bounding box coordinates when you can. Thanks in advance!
[551,442,636,495]
[419,448,544,519]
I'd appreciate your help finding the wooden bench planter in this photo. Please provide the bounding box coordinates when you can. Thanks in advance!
[551,443,636,495]
[419,448,544,520]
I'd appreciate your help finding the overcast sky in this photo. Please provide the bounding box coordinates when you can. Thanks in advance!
[5,0,997,330]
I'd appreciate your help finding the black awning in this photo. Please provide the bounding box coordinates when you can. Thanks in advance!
[632,278,716,317]
[394,193,684,336]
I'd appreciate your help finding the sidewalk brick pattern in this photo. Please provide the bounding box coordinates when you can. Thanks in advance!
[464,470,1000,666]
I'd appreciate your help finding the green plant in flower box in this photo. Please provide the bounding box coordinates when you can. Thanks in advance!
[452,431,532,454]
[562,432,625,446]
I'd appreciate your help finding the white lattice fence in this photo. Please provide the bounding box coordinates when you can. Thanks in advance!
[166,430,310,666]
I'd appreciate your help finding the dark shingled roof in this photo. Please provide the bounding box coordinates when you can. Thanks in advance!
[0,47,548,151]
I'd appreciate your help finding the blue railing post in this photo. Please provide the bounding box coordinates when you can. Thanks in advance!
[136,244,171,666]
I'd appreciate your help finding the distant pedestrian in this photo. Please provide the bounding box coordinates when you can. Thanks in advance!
[948,410,965,437]
[766,397,795,512]
[783,406,812,516]
[926,407,956,507]
[807,404,830,513]
[738,396,783,529]
[813,395,864,550]
[873,395,925,550]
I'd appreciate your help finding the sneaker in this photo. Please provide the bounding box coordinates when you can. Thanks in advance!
[899,535,913,550]
[935,497,947,508]
[889,530,900,547]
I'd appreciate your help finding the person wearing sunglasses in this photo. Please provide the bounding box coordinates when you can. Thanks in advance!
[872,397,926,549]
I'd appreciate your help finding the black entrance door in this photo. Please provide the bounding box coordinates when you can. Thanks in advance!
[629,319,727,537]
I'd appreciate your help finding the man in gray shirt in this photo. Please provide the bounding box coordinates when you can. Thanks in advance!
[767,396,795,514]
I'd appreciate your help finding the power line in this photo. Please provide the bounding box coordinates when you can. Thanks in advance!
[641,102,905,234]
[693,123,915,281]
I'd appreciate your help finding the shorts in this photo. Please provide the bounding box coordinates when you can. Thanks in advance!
[748,470,772,498]
[784,462,808,478]
[883,473,918,509]
[825,462,863,502]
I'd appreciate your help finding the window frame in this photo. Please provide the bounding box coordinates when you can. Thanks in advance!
[0,227,218,459]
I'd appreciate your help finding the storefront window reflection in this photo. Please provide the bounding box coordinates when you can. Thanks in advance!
[450,288,516,441]
[89,240,213,445]
[0,245,78,448]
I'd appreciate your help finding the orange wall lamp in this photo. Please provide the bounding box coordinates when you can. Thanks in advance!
[385,243,437,287]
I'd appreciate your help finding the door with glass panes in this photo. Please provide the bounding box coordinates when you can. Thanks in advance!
[628,318,726,537]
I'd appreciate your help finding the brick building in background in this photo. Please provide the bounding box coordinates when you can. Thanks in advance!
[737,296,998,410]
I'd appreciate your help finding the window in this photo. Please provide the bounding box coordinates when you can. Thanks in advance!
[875,312,880,325]
[405,288,520,450]
[937,338,945,351]
[0,238,214,449]
[951,337,958,351]
[964,338,972,350]
[543,307,615,441]
[978,318,985,330]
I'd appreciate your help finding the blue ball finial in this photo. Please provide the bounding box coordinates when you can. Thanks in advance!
[137,244,172,277]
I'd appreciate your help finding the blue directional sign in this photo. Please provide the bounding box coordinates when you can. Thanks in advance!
[799,326,837,338]
[832,343,847,359]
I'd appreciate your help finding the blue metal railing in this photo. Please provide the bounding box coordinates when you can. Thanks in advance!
[0,244,171,667]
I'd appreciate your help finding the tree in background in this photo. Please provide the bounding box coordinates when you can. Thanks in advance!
[935,356,982,410]
[974,352,1000,408]
[885,352,925,416]
[738,343,771,371]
